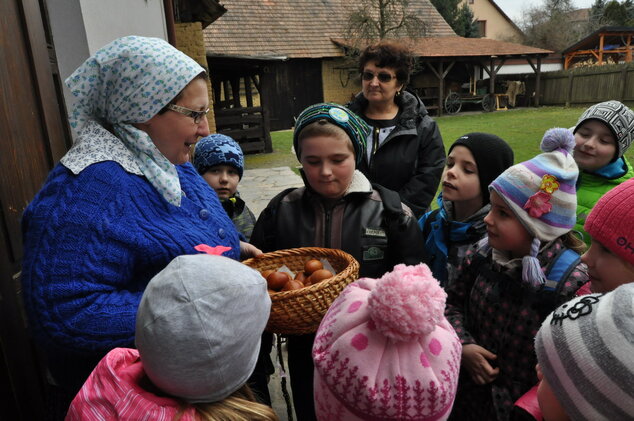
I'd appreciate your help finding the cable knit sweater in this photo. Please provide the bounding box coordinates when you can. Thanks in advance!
[21,160,239,391]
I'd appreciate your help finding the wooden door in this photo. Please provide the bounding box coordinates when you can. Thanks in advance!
[0,0,70,418]
[261,59,324,131]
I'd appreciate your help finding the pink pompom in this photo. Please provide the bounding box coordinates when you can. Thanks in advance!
[541,128,575,153]
[367,263,447,342]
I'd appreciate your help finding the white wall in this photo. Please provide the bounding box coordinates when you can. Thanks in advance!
[79,0,168,55]
[46,0,168,129]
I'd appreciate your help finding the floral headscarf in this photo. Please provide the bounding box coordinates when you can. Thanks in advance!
[61,36,204,206]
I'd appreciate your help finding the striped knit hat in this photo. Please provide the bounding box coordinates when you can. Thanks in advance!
[574,100,634,160]
[489,128,579,288]
[193,134,244,179]
[535,282,634,420]
[293,103,371,166]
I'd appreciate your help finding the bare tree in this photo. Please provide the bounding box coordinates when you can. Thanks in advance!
[345,0,429,42]
[518,0,585,52]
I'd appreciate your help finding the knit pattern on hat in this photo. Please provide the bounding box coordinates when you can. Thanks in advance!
[313,263,461,421]
[574,100,634,158]
[193,134,244,178]
[294,103,371,166]
[535,283,634,420]
[490,128,579,242]
[135,254,271,403]
[584,177,634,266]
[449,133,514,205]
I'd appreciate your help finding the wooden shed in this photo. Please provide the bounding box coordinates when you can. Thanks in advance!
[563,26,634,70]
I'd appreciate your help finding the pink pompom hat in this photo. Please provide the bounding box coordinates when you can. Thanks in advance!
[312,263,461,421]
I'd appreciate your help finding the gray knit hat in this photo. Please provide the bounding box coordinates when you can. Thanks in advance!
[535,283,634,420]
[135,254,271,403]
[573,100,634,159]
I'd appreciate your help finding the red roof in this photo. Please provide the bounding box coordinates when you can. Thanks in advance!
[203,0,456,59]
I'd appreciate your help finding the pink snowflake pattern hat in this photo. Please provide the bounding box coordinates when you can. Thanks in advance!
[312,263,461,421]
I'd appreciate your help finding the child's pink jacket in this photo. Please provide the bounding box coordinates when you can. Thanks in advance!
[66,348,197,421]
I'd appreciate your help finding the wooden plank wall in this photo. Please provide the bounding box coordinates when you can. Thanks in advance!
[524,63,634,106]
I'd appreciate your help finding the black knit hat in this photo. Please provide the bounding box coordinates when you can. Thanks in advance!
[449,133,514,205]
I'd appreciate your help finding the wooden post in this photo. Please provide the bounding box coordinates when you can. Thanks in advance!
[566,71,574,107]
[231,78,241,108]
[244,76,253,107]
[599,33,605,65]
[438,62,444,117]
[489,57,495,94]
[621,67,629,102]
[535,57,542,107]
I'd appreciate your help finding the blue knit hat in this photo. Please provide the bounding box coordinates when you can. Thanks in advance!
[193,134,244,179]
[489,128,579,289]
[293,103,371,166]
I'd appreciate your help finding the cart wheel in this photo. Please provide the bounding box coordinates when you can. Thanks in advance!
[444,92,462,114]
[482,94,495,112]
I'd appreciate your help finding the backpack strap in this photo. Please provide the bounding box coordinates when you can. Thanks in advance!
[371,183,403,218]
[543,248,581,293]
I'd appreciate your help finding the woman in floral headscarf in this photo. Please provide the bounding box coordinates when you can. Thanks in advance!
[20,36,251,412]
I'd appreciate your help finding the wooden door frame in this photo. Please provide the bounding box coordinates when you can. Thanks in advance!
[1,0,71,418]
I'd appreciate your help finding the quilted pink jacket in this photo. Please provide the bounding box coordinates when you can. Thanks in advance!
[66,348,197,421]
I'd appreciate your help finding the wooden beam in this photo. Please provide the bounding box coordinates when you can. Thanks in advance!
[599,33,604,65]
[566,72,574,107]
[244,76,253,107]
[535,56,542,107]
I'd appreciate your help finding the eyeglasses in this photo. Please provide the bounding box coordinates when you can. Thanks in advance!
[361,71,396,83]
[166,103,209,124]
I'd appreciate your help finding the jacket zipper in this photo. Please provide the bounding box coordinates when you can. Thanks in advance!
[324,208,332,247]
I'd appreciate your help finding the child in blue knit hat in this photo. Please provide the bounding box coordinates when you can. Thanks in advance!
[445,128,589,421]
[193,134,257,241]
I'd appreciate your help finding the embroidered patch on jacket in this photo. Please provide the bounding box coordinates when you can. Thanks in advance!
[363,246,385,261]
[364,227,387,238]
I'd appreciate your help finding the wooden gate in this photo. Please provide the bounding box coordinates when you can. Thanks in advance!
[0,0,70,418]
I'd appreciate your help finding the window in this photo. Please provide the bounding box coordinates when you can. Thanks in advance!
[477,20,486,37]
[469,0,474,3]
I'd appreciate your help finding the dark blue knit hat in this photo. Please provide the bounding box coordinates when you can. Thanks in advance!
[193,134,244,179]
[293,103,370,166]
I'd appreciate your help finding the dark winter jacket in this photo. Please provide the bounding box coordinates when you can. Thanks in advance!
[250,170,425,279]
[445,239,588,421]
[221,191,256,242]
[347,90,446,218]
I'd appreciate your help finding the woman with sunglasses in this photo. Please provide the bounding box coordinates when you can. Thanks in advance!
[347,41,446,218]
[20,36,256,417]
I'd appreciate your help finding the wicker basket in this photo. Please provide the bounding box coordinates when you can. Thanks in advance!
[243,247,360,335]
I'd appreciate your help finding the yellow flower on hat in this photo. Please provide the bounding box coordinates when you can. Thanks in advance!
[540,174,560,194]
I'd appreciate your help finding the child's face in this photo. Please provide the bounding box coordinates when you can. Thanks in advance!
[300,134,355,200]
[484,191,532,258]
[202,164,240,200]
[536,364,570,421]
[574,120,617,171]
[442,145,482,206]
[581,238,634,293]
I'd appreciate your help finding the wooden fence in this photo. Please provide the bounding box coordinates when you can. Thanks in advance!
[521,63,634,107]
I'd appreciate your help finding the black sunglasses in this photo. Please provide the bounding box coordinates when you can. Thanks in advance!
[361,71,396,83]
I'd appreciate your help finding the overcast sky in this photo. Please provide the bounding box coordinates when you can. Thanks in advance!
[494,0,596,22]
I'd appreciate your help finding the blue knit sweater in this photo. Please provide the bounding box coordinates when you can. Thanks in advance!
[21,161,239,389]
